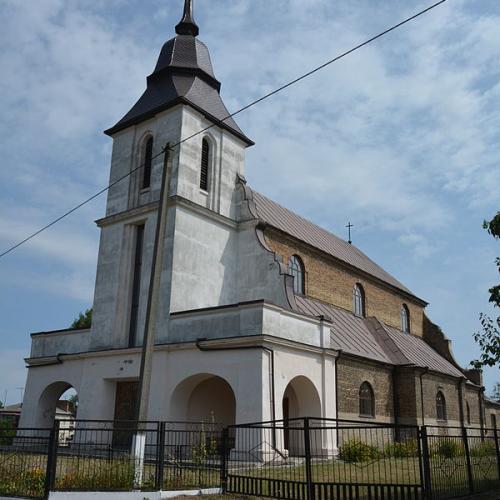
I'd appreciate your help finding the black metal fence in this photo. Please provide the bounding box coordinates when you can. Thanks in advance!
[0,418,499,499]
[225,418,424,500]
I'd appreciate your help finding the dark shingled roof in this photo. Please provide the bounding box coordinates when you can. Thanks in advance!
[295,296,464,378]
[250,188,422,300]
[105,6,252,145]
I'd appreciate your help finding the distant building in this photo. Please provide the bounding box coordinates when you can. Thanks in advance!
[0,403,22,428]
[18,0,498,446]
[2,401,75,445]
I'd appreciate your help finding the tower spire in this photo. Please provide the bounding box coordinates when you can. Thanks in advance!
[175,0,199,37]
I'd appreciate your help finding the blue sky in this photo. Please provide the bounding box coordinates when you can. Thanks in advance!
[0,0,498,405]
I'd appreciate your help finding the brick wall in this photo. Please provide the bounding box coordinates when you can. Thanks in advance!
[485,402,499,430]
[420,373,461,426]
[464,386,482,426]
[337,357,394,423]
[394,368,419,425]
[264,229,425,336]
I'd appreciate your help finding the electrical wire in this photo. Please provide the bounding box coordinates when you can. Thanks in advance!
[0,0,448,259]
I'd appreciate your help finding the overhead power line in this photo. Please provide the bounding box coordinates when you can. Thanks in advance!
[0,0,448,259]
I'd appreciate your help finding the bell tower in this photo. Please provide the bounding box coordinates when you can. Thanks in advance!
[90,0,253,351]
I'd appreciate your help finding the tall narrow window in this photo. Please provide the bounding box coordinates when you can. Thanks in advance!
[353,284,365,317]
[466,402,471,425]
[288,255,305,295]
[359,382,375,417]
[492,414,497,430]
[200,138,209,191]
[436,391,447,421]
[142,137,153,189]
[129,225,145,347]
[401,304,410,333]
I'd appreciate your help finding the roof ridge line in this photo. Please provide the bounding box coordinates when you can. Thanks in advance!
[365,317,412,366]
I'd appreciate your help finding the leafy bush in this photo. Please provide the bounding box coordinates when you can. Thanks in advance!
[431,438,464,459]
[470,440,496,457]
[0,420,15,445]
[384,438,418,458]
[339,439,381,463]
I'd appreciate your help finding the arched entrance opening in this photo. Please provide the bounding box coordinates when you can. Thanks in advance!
[170,374,236,426]
[36,382,78,445]
[282,376,322,455]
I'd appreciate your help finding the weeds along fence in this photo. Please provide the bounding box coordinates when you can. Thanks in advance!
[0,420,224,499]
[0,418,499,500]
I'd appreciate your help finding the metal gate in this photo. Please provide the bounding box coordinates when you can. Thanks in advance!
[225,418,425,500]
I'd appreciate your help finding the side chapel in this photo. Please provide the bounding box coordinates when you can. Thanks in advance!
[19,0,499,435]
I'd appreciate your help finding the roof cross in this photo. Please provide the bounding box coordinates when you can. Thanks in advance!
[175,0,199,37]
[346,222,354,245]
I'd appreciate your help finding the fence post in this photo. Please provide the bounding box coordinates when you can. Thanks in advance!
[494,427,500,482]
[220,427,229,493]
[304,418,314,500]
[420,426,433,500]
[44,420,60,499]
[462,426,474,495]
[155,421,166,491]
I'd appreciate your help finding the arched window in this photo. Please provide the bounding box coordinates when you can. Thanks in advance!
[200,138,210,191]
[359,382,375,417]
[288,255,305,295]
[401,304,410,333]
[353,284,365,317]
[142,137,153,189]
[436,391,447,421]
[466,402,471,425]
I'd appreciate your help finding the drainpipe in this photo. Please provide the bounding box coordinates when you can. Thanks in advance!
[334,349,342,451]
[419,367,429,426]
[392,367,400,427]
[458,378,466,427]
[195,339,276,424]
[27,353,64,367]
[479,387,486,439]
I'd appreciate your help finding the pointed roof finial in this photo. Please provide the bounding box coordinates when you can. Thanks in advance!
[175,0,199,37]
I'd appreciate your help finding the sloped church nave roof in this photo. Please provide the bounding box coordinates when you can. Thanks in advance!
[247,186,425,303]
[295,295,464,378]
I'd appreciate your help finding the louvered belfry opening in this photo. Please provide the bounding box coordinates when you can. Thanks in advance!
[129,224,145,347]
[142,137,153,189]
[200,138,209,191]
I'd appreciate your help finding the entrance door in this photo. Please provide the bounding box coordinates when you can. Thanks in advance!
[112,381,139,449]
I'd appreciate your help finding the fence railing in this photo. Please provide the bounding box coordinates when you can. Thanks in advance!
[0,418,499,499]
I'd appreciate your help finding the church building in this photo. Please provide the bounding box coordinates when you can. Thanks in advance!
[19,0,499,435]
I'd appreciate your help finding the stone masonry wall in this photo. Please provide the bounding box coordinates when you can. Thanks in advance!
[337,357,394,423]
[264,229,425,336]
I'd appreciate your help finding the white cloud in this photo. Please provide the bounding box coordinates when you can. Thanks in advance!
[0,0,499,394]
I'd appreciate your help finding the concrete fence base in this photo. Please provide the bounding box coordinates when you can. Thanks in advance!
[48,487,222,499]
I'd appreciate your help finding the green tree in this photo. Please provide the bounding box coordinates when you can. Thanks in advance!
[0,400,3,409]
[70,308,93,329]
[491,382,500,402]
[471,212,500,369]
[68,393,79,415]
